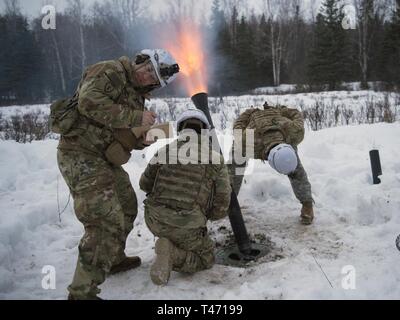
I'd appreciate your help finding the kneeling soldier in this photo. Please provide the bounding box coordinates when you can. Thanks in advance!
[139,109,231,285]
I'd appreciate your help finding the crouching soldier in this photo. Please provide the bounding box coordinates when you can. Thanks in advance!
[139,109,232,285]
[230,102,314,225]
[55,49,180,299]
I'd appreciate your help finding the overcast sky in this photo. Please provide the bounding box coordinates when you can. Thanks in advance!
[0,0,173,19]
[1,0,71,16]
[0,0,327,21]
[0,0,209,19]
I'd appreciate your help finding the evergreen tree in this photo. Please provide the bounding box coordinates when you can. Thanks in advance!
[234,15,258,91]
[210,0,224,32]
[1,0,399,103]
[209,0,225,95]
[0,5,44,104]
[210,6,242,95]
[307,0,352,90]
[253,14,273,86]
[286,5,311,84]
[380,5,400,86]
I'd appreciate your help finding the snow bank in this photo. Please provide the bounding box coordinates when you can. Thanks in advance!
[0,104,49,119]
[0,108,399,299]
[2,90,398,132]
[0,121,399,299]
[253,84,297,94]
[252,82,387,94]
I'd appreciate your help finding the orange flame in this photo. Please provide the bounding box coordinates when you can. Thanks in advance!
[163,20,208,96]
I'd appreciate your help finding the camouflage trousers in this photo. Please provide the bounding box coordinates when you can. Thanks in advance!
[144,205,214,274]
[57,149,137,298]
[229,149,313,203]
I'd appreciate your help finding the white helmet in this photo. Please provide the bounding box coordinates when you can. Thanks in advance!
[176,109,211,132]
[267,144,298,175]
[140,49,180,87]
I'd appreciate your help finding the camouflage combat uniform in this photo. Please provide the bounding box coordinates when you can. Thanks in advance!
[230,106,313,204]
[139,137,231,274]
[57,56,146,299]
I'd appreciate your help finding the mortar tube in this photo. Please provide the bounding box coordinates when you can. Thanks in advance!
[191,92,252,255]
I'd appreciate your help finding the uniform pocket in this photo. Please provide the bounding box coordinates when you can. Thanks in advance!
[105,141,131,166]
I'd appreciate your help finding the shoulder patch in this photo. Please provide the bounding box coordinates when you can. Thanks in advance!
[104,68,126,90]
[104,82,114,94]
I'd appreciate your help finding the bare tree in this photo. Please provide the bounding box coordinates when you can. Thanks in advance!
[353,0,389,89]
[165,0,188,21]
[308,0,319,24]
[91,1,126,52]
[108,0,146,53]
[221,0,243,19]
[113,0,143,29]
[353,0,371,89]
[51,31,67,94]
[342,106,354,125]
[264,0,291,87]
[4,0,21,15]
[220,0,244,47]
[67,0,87,71]
[285,0,310,84]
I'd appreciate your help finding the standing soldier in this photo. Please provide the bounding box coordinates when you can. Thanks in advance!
[139,109,231,286]
[55,49,180,299]
[230,102,314,225]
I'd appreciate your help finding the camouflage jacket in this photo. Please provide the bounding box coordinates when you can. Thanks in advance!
[234,106,305,160]
[139,137,232,228]
[58,56,145,156]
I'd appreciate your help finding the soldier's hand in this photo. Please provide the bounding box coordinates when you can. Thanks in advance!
[142,111,157,126]
[142,133,156,146]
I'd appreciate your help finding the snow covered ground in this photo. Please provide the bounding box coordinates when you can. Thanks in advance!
[252,82,388,94]
[0,92,399,300]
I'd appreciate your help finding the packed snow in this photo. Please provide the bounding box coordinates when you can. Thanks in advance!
[0,92,399,300]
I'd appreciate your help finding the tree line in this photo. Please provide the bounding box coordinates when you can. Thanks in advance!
[0,0,399,105]
[211,0,400,93]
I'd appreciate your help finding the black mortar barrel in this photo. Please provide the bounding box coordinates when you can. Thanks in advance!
[369,150,382,184]
[191,92,252,255]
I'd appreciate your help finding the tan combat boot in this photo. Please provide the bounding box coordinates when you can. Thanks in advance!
[300,201,314,225]
[150,238,174,285]
[109,256,141,275]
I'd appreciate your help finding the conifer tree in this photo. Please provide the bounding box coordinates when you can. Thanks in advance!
[308,0,352,90]
[380,3,400,86]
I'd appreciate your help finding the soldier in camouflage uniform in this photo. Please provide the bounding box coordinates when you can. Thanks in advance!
[139,109,231,285]
[230,102,314,225]
[57,49,180,299]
